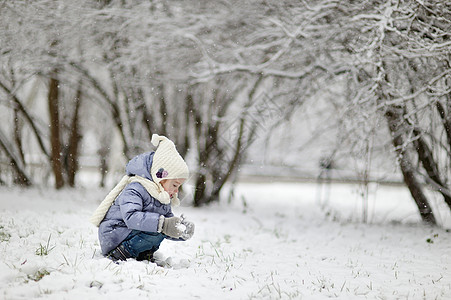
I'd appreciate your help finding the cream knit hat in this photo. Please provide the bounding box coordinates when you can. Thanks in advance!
[150,134,189,183]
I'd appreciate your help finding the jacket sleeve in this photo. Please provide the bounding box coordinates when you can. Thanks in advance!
[117,183,161,233]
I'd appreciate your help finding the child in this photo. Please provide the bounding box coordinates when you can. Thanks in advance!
[90,134,195,262]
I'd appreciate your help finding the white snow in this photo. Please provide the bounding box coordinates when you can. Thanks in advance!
[0,182,450,299]
[176,223,187,233]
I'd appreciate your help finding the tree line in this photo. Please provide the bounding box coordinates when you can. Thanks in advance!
[0,0,450,225]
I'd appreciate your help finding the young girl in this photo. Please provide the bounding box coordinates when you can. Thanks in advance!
[90,134,195,262]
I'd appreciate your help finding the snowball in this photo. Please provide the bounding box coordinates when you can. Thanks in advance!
[176,223,187,232]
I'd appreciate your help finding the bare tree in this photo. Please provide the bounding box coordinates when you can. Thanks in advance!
[324,0,451,224]
[0,0,337,200]
[3,0,448,222]
[0,0,94,188]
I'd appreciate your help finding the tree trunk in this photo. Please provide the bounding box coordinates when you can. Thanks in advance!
[65,81,83,187]
[385,106,436,225]
[436,100,451,177]
[436,101,451,148]
[12,107,28,186]
[158,84,168,136]
[13,107,26,167]
[98,148,109,188]
[193,172,207,207]
[413,129,451,210]
[48,72,64,189]
[0,128,32,186]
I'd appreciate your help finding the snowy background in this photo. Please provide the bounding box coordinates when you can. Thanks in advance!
[1,180,450,299]
[1,1,451,299]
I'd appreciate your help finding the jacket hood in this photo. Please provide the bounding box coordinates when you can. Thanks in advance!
[126,152,155,181]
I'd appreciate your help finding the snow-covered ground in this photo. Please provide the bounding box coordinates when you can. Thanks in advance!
[0,181,450,299]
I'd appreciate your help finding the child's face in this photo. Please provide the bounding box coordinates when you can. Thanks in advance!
[160,178,185,198]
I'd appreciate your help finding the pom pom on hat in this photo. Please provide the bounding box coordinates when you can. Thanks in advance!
[150,134,189,184]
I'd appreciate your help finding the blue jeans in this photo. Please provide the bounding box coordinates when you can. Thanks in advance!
[121,230,165,258]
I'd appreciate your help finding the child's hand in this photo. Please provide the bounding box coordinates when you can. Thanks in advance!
[180,214,195,240]
[160,216,184,238]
